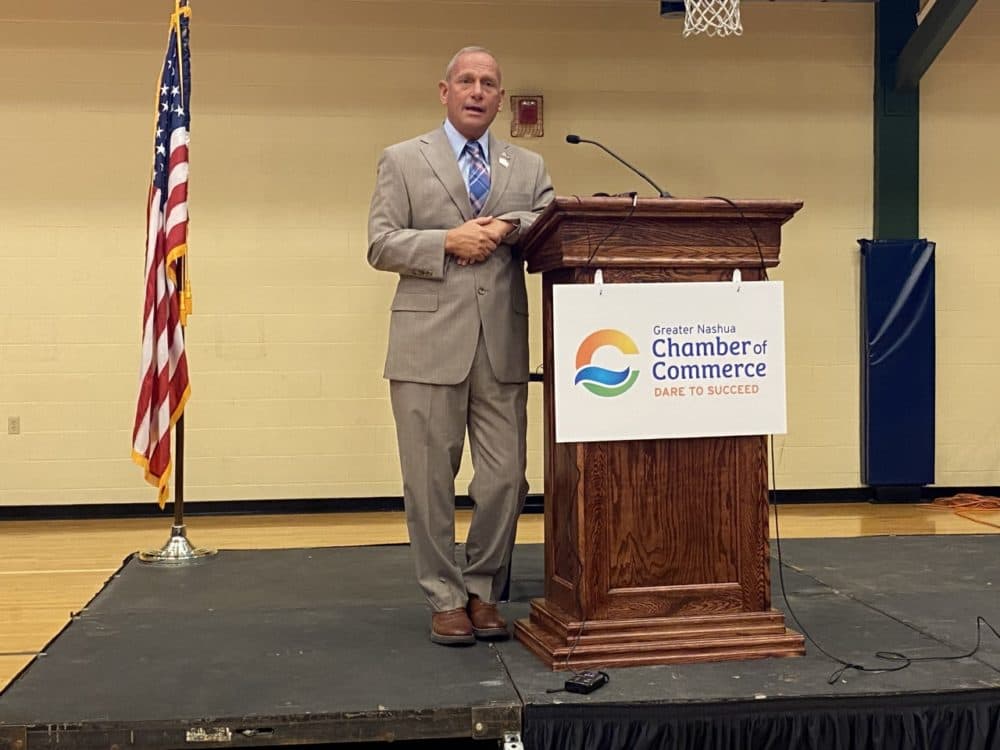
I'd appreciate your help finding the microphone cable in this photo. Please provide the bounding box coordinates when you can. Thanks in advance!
[705,195,769,281]
[578,192,640,268]
[538,452,607,688]
[698,195,1000,683]
[768,437,1000,684]
[544,190,642,687]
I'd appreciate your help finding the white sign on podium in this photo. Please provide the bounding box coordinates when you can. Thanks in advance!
[552,279,787,443]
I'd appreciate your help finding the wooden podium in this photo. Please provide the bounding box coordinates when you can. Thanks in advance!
[514,197,806,670]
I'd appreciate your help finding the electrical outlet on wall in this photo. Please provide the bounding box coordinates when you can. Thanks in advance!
[8,416,20,435]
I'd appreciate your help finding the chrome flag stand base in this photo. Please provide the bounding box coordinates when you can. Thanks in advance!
[138,524,216,565]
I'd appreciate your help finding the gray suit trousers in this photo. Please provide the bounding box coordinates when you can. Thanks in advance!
[390,331,528,612]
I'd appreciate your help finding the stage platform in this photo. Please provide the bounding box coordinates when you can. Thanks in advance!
[2,535,1000,750]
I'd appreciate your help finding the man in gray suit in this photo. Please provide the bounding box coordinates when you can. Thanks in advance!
[368,47,554,645]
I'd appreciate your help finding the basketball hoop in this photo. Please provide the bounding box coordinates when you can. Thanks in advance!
[684,0,742,37]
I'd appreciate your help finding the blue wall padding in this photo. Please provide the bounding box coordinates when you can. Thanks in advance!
[859,239,935,486]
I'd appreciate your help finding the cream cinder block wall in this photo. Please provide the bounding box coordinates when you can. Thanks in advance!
[2,0,880,506]
[922,2,1000,487]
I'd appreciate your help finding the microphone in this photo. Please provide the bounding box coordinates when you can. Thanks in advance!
[565,134,672,198]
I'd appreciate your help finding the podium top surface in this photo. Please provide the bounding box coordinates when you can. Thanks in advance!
[520,196,803,273]
[526,196,802,233]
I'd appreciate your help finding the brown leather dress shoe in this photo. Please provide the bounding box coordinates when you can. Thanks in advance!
[430,607,476,646]
[467,595,509,640]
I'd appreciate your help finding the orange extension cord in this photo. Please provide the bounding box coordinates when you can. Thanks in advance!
[925,493,1000,530]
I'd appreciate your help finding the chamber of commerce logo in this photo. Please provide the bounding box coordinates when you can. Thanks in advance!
[574,329,640,397]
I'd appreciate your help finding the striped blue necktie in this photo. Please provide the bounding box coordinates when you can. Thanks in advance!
[463,141,490,215]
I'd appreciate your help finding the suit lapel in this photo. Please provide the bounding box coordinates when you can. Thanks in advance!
[420,128,472,222]
[481,132,513,218]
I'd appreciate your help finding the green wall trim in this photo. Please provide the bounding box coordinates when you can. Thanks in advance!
[896,0,979,91]
[874,0,919,240]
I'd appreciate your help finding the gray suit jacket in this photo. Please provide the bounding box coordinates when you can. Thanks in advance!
[368,127,554,385]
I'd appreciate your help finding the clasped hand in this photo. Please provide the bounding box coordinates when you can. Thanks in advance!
[445,217,513,266]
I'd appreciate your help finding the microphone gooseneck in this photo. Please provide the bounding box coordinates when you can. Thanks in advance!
[565,134,672,198]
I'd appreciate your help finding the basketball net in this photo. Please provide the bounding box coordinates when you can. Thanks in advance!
[684,0,742,37]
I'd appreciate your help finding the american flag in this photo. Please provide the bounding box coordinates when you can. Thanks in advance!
[132,2,193,508]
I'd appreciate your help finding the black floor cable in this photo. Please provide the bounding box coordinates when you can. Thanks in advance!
[769,437,1000,684]
[701,192,1000,685]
